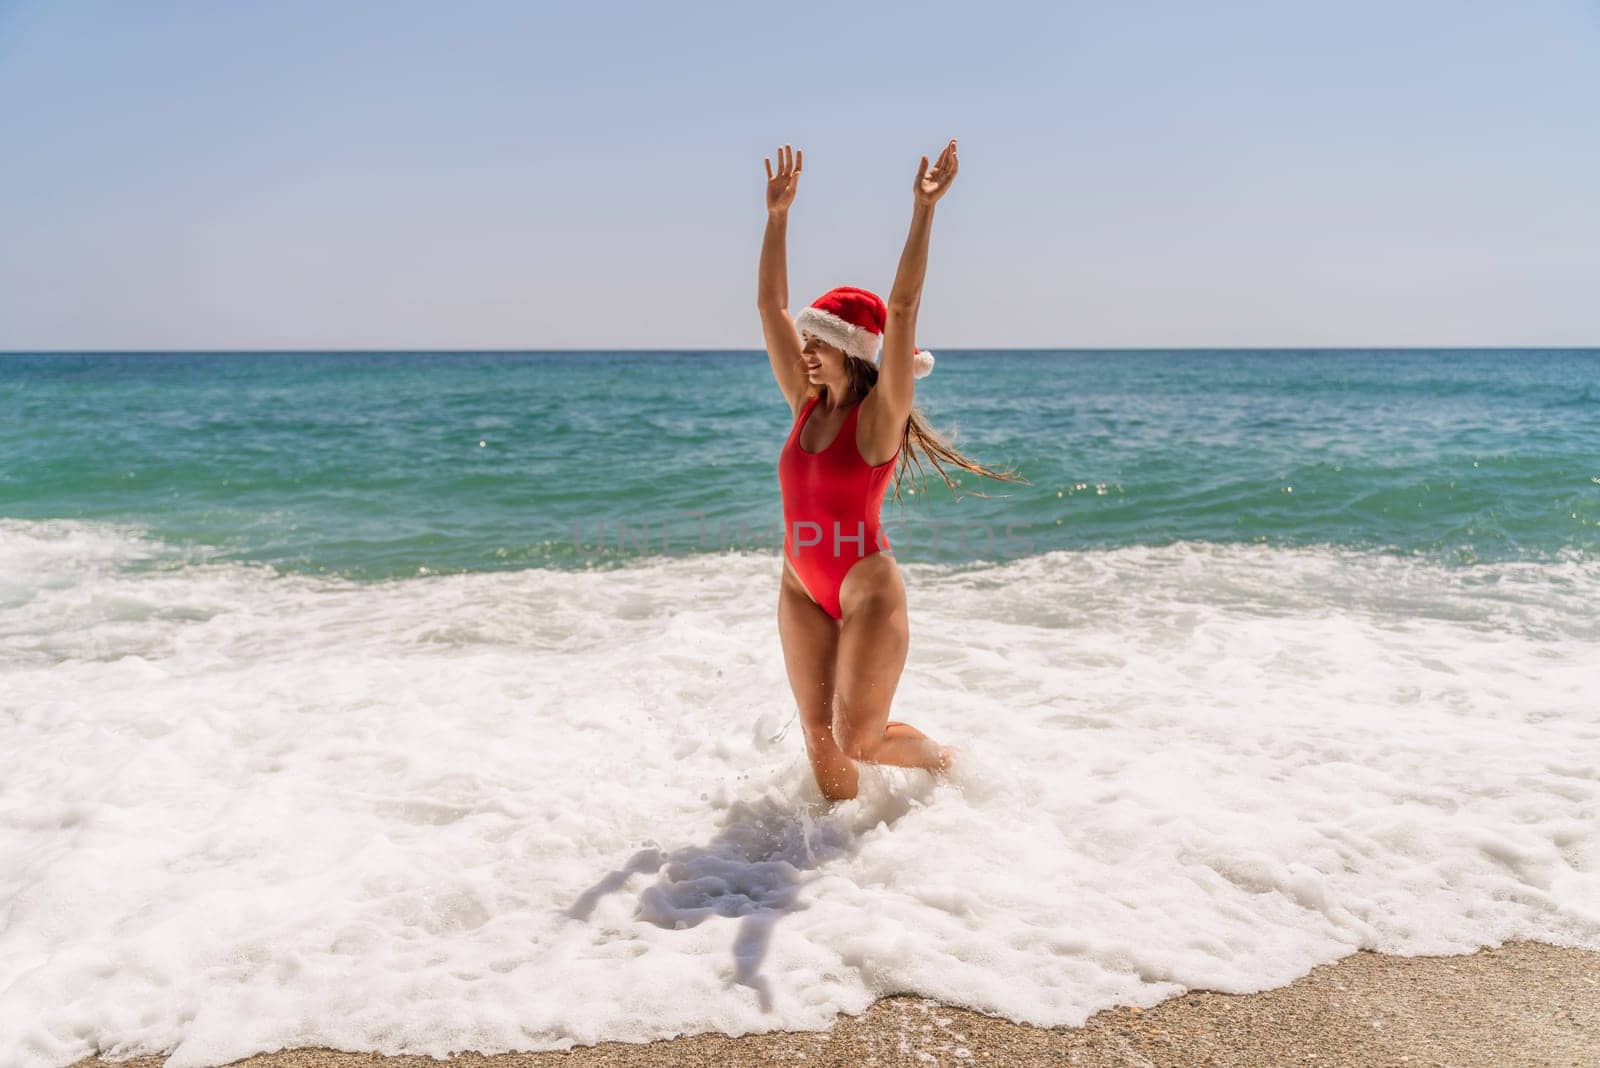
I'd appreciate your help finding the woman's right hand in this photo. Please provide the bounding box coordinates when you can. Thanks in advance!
[914,139,958,207]
[764,143,803,215]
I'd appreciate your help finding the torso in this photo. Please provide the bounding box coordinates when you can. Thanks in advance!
[777,393,904,620]
[793,390,902,468]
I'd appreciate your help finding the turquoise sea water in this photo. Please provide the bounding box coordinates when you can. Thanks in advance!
[2,350,1596,579]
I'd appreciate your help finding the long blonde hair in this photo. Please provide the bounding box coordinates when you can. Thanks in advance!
[809,355,1028,505]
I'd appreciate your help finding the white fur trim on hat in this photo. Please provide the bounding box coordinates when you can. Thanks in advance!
[794,307,937,379]
[793,306,880,364]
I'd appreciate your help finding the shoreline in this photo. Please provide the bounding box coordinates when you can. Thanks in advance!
[73,940,1599,1068]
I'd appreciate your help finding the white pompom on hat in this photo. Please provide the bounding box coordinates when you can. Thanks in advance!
[793,285,935,379]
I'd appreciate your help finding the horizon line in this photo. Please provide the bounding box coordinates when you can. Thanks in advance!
[3,345,1597,356]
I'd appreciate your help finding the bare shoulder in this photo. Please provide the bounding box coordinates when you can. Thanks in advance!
[857,387,909,467]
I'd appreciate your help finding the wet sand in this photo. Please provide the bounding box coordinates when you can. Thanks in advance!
[75,940,1598,1068]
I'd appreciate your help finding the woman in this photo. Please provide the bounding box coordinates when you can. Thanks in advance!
[759,139,1022,802]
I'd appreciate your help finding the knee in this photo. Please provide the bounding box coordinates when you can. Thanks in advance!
[800,720,859,801]
[817,775,858,802]
[802,722,836,758]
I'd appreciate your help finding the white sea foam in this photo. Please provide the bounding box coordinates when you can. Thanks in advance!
[1,518,1596,1067]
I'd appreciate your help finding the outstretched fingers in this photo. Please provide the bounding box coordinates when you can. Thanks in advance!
[769,143,802,180]
[765,144,804,212]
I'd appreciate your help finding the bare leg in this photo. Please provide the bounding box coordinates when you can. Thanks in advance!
[832,556,949,773]
[777,563,857,800]
[884,721,926,741]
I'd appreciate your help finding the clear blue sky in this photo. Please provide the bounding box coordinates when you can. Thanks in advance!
[1,0,1596,349]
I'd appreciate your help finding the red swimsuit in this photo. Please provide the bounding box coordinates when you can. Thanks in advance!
[778,395,899,620]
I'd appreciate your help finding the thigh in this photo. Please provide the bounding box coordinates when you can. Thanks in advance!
[833,555,910,743]
[777,562,840,739]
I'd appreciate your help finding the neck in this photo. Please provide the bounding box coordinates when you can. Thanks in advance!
[818,379,855,409]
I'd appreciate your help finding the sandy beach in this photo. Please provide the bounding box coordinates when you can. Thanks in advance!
[71,940,1597,1068]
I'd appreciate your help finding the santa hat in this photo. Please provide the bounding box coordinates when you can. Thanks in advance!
[793,285,935,379]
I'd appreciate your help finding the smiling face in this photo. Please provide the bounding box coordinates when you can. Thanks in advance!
[799,333,847,384]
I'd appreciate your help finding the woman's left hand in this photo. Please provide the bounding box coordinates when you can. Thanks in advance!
[914,139,959,206]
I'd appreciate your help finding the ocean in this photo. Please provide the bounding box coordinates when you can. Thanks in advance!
[4,350,1598,577]
[1,349,1597,1066]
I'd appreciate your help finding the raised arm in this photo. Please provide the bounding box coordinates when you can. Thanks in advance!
[877,139,959,419]
[758,144,806,414]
